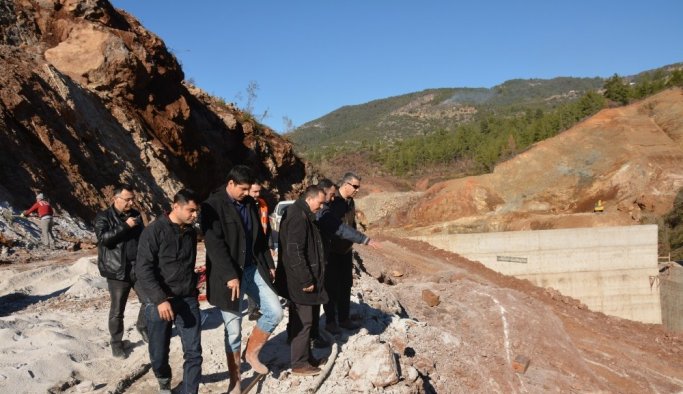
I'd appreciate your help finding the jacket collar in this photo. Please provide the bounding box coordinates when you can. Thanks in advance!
[294,198,316,221]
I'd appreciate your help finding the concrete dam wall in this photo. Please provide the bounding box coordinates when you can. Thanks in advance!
[412,225,661,324]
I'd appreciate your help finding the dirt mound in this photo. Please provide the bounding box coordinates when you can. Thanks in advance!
[0,0,308,229]
[386,88,683,236]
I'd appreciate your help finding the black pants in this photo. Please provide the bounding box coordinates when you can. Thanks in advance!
[291,304,321,340]
[323,252,353,325]
[289,302,314,368]
[107,278,146,344]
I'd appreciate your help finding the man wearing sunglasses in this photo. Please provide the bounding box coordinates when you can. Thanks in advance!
[323,172,371,334]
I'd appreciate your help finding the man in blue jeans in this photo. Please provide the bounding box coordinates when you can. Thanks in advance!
[202,165,283,393]
[136,189,202,393]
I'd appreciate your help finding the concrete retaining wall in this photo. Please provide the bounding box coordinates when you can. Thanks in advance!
[412,225,661,324]
[661,263,683,332]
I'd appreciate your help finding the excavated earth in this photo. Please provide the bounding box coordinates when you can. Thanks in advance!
[384,88,683,237]
[0,238,681,393]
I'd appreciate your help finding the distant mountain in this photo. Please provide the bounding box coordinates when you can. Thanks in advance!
[289,77,605,153]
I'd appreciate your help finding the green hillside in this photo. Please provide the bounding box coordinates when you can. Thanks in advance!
[289,64,683,177]
[289,77,604,152]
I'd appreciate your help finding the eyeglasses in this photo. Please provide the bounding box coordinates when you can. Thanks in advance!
[346,182,360,190]
[116,196,135,203]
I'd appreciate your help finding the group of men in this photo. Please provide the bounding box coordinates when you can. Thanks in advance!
[94,165,377,393]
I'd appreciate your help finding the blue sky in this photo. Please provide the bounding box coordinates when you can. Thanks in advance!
[110,1,682,133]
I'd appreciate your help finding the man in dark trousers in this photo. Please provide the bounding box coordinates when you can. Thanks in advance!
[136,189,202,394]
[315,178,380,339]
[201,165,283,393]
[275,185,327,376]
[324,172,376,333]
[94,184,147,358]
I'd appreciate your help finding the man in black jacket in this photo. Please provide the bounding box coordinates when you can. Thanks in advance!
[136,189,202,394]
[94,184,147,358]
[324,172,372,333]
[201,165,283,392]
[314,178,380,340]
[275,186,328,376]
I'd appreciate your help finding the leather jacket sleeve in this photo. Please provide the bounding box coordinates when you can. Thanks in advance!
[95,210,132,248]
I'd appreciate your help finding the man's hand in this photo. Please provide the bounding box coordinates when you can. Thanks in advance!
[227,278,240,301]
[157,300,174,321]
[125,217,139,228]
[269,268,276,282]
[302,284,315,293]
[367,239,382,249]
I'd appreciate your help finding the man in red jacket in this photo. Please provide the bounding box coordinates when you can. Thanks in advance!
[22,193,55,249]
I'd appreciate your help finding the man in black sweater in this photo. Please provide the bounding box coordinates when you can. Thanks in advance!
[136,189,202,394]
[275,186,328,376]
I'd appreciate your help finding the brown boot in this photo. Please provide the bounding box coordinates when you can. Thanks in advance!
[227,351,241,394]
[244,326,270,374]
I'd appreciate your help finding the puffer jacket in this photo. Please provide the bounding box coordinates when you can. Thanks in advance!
[94,206,143,281]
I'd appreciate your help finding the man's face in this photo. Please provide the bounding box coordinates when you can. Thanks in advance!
[172,201,199,225]
[226,181,251,202]
[113,189,135,212]
[307,192,326,213]
[342,178,361,198]
[248,184,262,198]
[323,186,337,203]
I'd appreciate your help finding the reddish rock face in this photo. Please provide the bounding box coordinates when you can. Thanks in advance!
[387,88,683,234]
[0,0,309,221]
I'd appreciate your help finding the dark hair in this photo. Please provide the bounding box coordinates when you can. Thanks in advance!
[227,165,256,186]
[173,188,199,205]
[303,185,324,200]
[317,178,337,191]
[340,172,361,185]
[113,183,135,196]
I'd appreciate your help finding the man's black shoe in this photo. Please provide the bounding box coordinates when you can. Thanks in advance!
[311,337,330,348]
[111,342,126,359]
[308,356,328,367]
[248,310,262,321]
[137,326,149,343]
[339,320,361,330]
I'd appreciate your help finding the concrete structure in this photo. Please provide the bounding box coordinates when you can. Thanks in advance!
[661,262,683,332]
[412,225,661,324]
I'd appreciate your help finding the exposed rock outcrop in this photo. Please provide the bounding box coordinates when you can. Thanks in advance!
[0,0,309,227]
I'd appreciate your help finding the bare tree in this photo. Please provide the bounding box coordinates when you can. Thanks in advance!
[282,116,296,133]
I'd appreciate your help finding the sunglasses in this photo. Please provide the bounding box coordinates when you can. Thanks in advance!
[346,182,360,190]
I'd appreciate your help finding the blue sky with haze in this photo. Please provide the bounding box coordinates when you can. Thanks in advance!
[110,1,682,133]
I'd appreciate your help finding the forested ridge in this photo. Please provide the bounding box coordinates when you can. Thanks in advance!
[291,64,683,177]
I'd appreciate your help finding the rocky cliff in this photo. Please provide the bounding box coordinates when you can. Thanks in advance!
[0,0,308,226]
